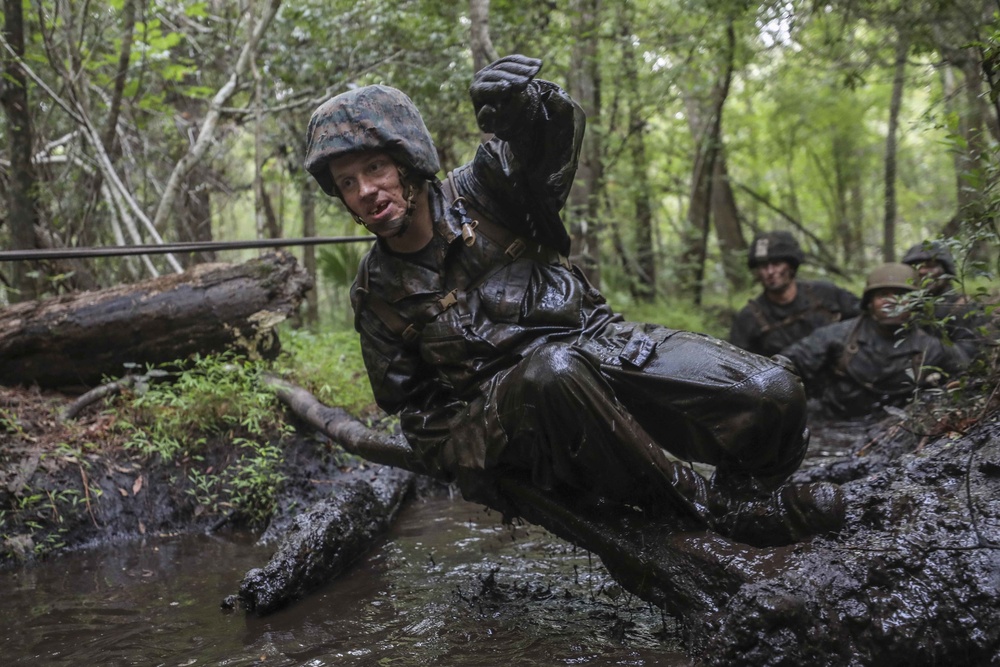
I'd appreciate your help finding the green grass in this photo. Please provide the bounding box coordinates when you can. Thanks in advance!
[275,327,376,415]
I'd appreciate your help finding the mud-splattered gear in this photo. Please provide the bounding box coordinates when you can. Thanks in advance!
[748,230,806,269]
[340,56,840,546]
[780,313,969,419]
[304,85,440,197]
[729,280,861,358]
[492,341,844,547]
[902,240,957,277]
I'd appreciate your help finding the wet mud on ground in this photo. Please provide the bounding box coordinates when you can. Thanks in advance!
[0,497,691,666]
[3,383,1000,665]
[694,404,1000,665]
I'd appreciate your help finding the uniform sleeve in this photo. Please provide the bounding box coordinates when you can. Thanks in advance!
[353,309,476,481]
[780,322,846,393]
[921,332,971,380]
[351,279,462,480]
[728,306,759,353]
[947,300,991,359]
[463,80,585,256]
[836,286,862,318]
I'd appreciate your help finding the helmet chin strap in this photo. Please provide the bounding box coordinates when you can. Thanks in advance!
[350,173,419,239]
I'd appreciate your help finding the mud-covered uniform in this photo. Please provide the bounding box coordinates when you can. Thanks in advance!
[780,315,969,419]
[729,281,861,358]
[914,292,992,360]
[350,79,809,509]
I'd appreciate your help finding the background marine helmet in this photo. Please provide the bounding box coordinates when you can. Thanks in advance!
[861,262,918,308]
[304,85,441,197]
[901,240,957,277]
[748,230,806,269]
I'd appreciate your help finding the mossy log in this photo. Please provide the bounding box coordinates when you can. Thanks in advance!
[268,376,1000,665]
[0,251,311,389]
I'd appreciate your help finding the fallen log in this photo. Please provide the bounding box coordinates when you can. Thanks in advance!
[267,377,1000,664]
[235,465,414,615]
[0,251,311,389]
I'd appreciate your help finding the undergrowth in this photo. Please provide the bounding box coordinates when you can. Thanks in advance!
[106,333,376,527]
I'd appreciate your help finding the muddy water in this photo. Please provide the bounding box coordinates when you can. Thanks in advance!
[0,496,689,666]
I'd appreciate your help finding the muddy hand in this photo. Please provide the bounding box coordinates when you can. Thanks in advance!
[470,54,542,135]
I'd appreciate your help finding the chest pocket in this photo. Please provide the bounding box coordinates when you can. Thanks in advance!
[479,260,533,322]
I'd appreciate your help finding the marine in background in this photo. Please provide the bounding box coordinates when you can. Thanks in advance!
[902,240,993,359]
[730,231,861,358]
[781,263,970,419]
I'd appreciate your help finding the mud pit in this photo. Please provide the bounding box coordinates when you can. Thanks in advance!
[2,381,1000,665]
[697,410,1000,665]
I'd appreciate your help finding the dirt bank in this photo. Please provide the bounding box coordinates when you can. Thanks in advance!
[0,384,399,567]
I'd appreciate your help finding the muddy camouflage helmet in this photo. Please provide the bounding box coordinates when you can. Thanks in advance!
[901,240,957,277]
[304,85,441,197]
[748,230,806,269]
[862,262,918,308]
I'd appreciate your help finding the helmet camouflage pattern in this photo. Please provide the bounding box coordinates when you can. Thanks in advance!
[304,85,441,197]
[748,230,806,269]
[901,240,957,277]
[862,262,918,308]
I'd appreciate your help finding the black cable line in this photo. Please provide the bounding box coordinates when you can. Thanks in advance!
[0,236,376,262]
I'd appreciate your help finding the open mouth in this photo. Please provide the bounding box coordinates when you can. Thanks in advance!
[371,201,391,217]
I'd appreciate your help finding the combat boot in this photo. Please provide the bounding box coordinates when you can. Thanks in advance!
[655,462,845,547]
[707,475,846,548]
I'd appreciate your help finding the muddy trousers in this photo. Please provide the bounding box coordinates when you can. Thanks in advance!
[492,334,809,514]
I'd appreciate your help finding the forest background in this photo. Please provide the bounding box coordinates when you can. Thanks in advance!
[2,0,999,338]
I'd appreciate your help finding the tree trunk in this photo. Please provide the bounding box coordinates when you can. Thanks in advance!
[150,0,281,242]
[620,9,656,301]
[299,176,319,327]
[679,130,716,304]
[679,21,735,305]
[468,0,499,74]
[710,152,747,291]
[941,54,990,237]
[1,0,41,302]
[268,377,1000,664]
[175,164,216,267]
[567,0,603,289]
[883,30,908,262]
[0,251,311,389]
[237,465,414,615]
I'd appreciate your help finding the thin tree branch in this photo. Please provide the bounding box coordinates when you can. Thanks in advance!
[149,0,282,239]
[0,33,182,274]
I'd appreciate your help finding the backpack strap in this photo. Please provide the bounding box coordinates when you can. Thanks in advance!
[443,173,570,269]
[358,174,569,343]
[834,317,864,378]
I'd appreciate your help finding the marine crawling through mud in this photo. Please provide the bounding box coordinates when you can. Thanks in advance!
[301,54,845,547]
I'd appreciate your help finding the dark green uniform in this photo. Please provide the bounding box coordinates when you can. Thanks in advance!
[730,281,861,358]
[913,291,992,360]
[780,315,969,419]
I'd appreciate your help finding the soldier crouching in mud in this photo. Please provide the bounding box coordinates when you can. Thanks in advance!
[780,262,971,420]
[303,55,845,548]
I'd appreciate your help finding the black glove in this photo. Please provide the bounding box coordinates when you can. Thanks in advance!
[469,54,542,137]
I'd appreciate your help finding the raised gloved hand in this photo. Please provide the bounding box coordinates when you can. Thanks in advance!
[469,54,542,137]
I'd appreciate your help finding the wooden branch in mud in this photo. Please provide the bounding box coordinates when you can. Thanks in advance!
[0,251,311,389]
[236,465,414,616]
[269,378,1000,665]
[58,370,170,421]
[263,374,416,470]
